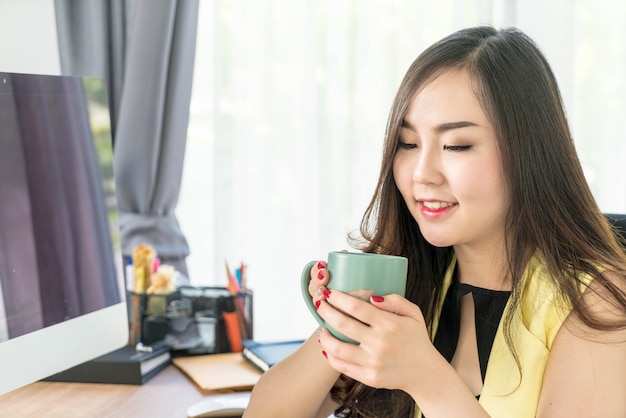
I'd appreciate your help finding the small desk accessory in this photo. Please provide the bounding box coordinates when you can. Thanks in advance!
[134,258,254,356]
[186,391,251,418]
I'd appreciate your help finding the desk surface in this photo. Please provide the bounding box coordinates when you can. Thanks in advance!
[0,365,231,418]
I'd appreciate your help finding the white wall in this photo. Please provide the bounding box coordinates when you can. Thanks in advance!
[0,0,60,75]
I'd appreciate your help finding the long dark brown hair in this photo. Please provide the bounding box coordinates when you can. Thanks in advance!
[330,25,626,417]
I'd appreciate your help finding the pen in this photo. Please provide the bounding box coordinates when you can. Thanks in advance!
[223,311,243,352]
[235,268,242,289]
[125,257,134,292]
[129,268,145,345]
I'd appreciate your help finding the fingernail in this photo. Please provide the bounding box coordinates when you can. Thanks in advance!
[317,270,324,280]
[371,295,385,303]
[315,300,321,309]
[323,289,331,298]
[317,262,325,269]
[322,350,328,359]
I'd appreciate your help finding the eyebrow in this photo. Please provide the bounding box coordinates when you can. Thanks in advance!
[401,119,479,134]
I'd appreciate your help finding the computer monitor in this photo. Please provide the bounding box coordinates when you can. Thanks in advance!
[0,72,128,395]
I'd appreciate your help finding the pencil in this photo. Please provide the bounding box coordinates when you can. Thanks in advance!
[240,262,247,290]
[225,261,249,341]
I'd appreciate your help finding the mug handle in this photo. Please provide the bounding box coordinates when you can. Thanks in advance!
[301,260,325,327]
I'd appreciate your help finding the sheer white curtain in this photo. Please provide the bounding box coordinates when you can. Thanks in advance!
[178,0,626,341]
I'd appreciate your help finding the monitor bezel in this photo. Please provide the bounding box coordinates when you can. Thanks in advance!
[0,303,128,394]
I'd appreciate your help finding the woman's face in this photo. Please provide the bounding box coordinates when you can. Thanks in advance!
[393,70,510,252]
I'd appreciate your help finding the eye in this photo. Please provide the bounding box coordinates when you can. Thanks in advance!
[397,142,417,150]
[443,144,471,152]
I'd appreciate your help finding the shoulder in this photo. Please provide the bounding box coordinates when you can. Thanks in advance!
[572,269,626,340]
[537,270,626,416]
[518,254,626,345]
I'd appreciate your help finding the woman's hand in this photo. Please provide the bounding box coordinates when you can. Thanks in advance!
[316,290,437,394]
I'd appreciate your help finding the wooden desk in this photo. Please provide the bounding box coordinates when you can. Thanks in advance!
[0,365,234,418]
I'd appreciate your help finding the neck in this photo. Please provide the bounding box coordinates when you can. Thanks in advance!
[453,243,511,291]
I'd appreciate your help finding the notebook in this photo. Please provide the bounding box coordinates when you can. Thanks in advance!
[173,352,261,392]
[241,339,304,373]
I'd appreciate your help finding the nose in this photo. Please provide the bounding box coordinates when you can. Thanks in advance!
[412,147,443,185]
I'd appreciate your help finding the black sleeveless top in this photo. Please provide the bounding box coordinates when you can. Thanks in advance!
[433,281,511,381]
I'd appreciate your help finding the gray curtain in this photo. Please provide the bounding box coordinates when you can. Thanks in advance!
[54,0,128,142]
[54,0,199,275]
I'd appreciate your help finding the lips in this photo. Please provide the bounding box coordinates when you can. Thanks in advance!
[419,200,457,216]
[422,201,455,210]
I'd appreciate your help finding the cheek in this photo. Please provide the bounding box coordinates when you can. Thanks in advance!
[468,160,509,210]
[450,158,506,200]
[482,158,508,198]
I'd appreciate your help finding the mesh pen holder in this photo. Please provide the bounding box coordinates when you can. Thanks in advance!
[139,286,253,354]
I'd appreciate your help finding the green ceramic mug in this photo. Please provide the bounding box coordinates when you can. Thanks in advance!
[301,251,408,344]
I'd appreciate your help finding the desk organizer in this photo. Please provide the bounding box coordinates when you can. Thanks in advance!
[130,286,253,354]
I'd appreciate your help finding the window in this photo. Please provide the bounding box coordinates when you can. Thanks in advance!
[179,1,626,341]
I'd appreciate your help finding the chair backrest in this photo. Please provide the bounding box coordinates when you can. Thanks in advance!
[605,213,626,243]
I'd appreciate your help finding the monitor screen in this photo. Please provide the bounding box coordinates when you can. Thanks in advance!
[0,72,128,395]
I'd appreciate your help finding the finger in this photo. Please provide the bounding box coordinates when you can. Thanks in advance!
[318,291,371,342]
[324,290,423,330]
[369,293,424,322]
[318,327,362,370]
[319,340,370,385]
[308,281,327,302]
[312,260,327,278]
[307,261,328,299]
[313,285,328,304]
[322,289,382,324]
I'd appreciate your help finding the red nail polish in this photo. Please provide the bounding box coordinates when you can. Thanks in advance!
[317,270,324,280]
[371,295,385,303]
[323,289,331,298]
[322,350,328,359]
[315,300,321,309]
[317,262,325,269]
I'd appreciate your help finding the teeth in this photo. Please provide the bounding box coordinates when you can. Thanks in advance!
[423,201,454,210]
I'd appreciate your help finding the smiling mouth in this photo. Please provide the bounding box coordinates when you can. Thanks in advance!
[421,201,456,210]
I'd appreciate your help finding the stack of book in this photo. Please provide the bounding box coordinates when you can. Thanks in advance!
[44,344,171,385]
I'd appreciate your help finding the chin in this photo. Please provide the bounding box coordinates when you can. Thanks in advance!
[427,241,453,248]
[422,234,454,248]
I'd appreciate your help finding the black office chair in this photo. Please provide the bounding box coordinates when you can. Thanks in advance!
[605,213,626,243]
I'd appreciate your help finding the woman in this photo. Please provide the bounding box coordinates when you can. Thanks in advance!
[244,26,626,417]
